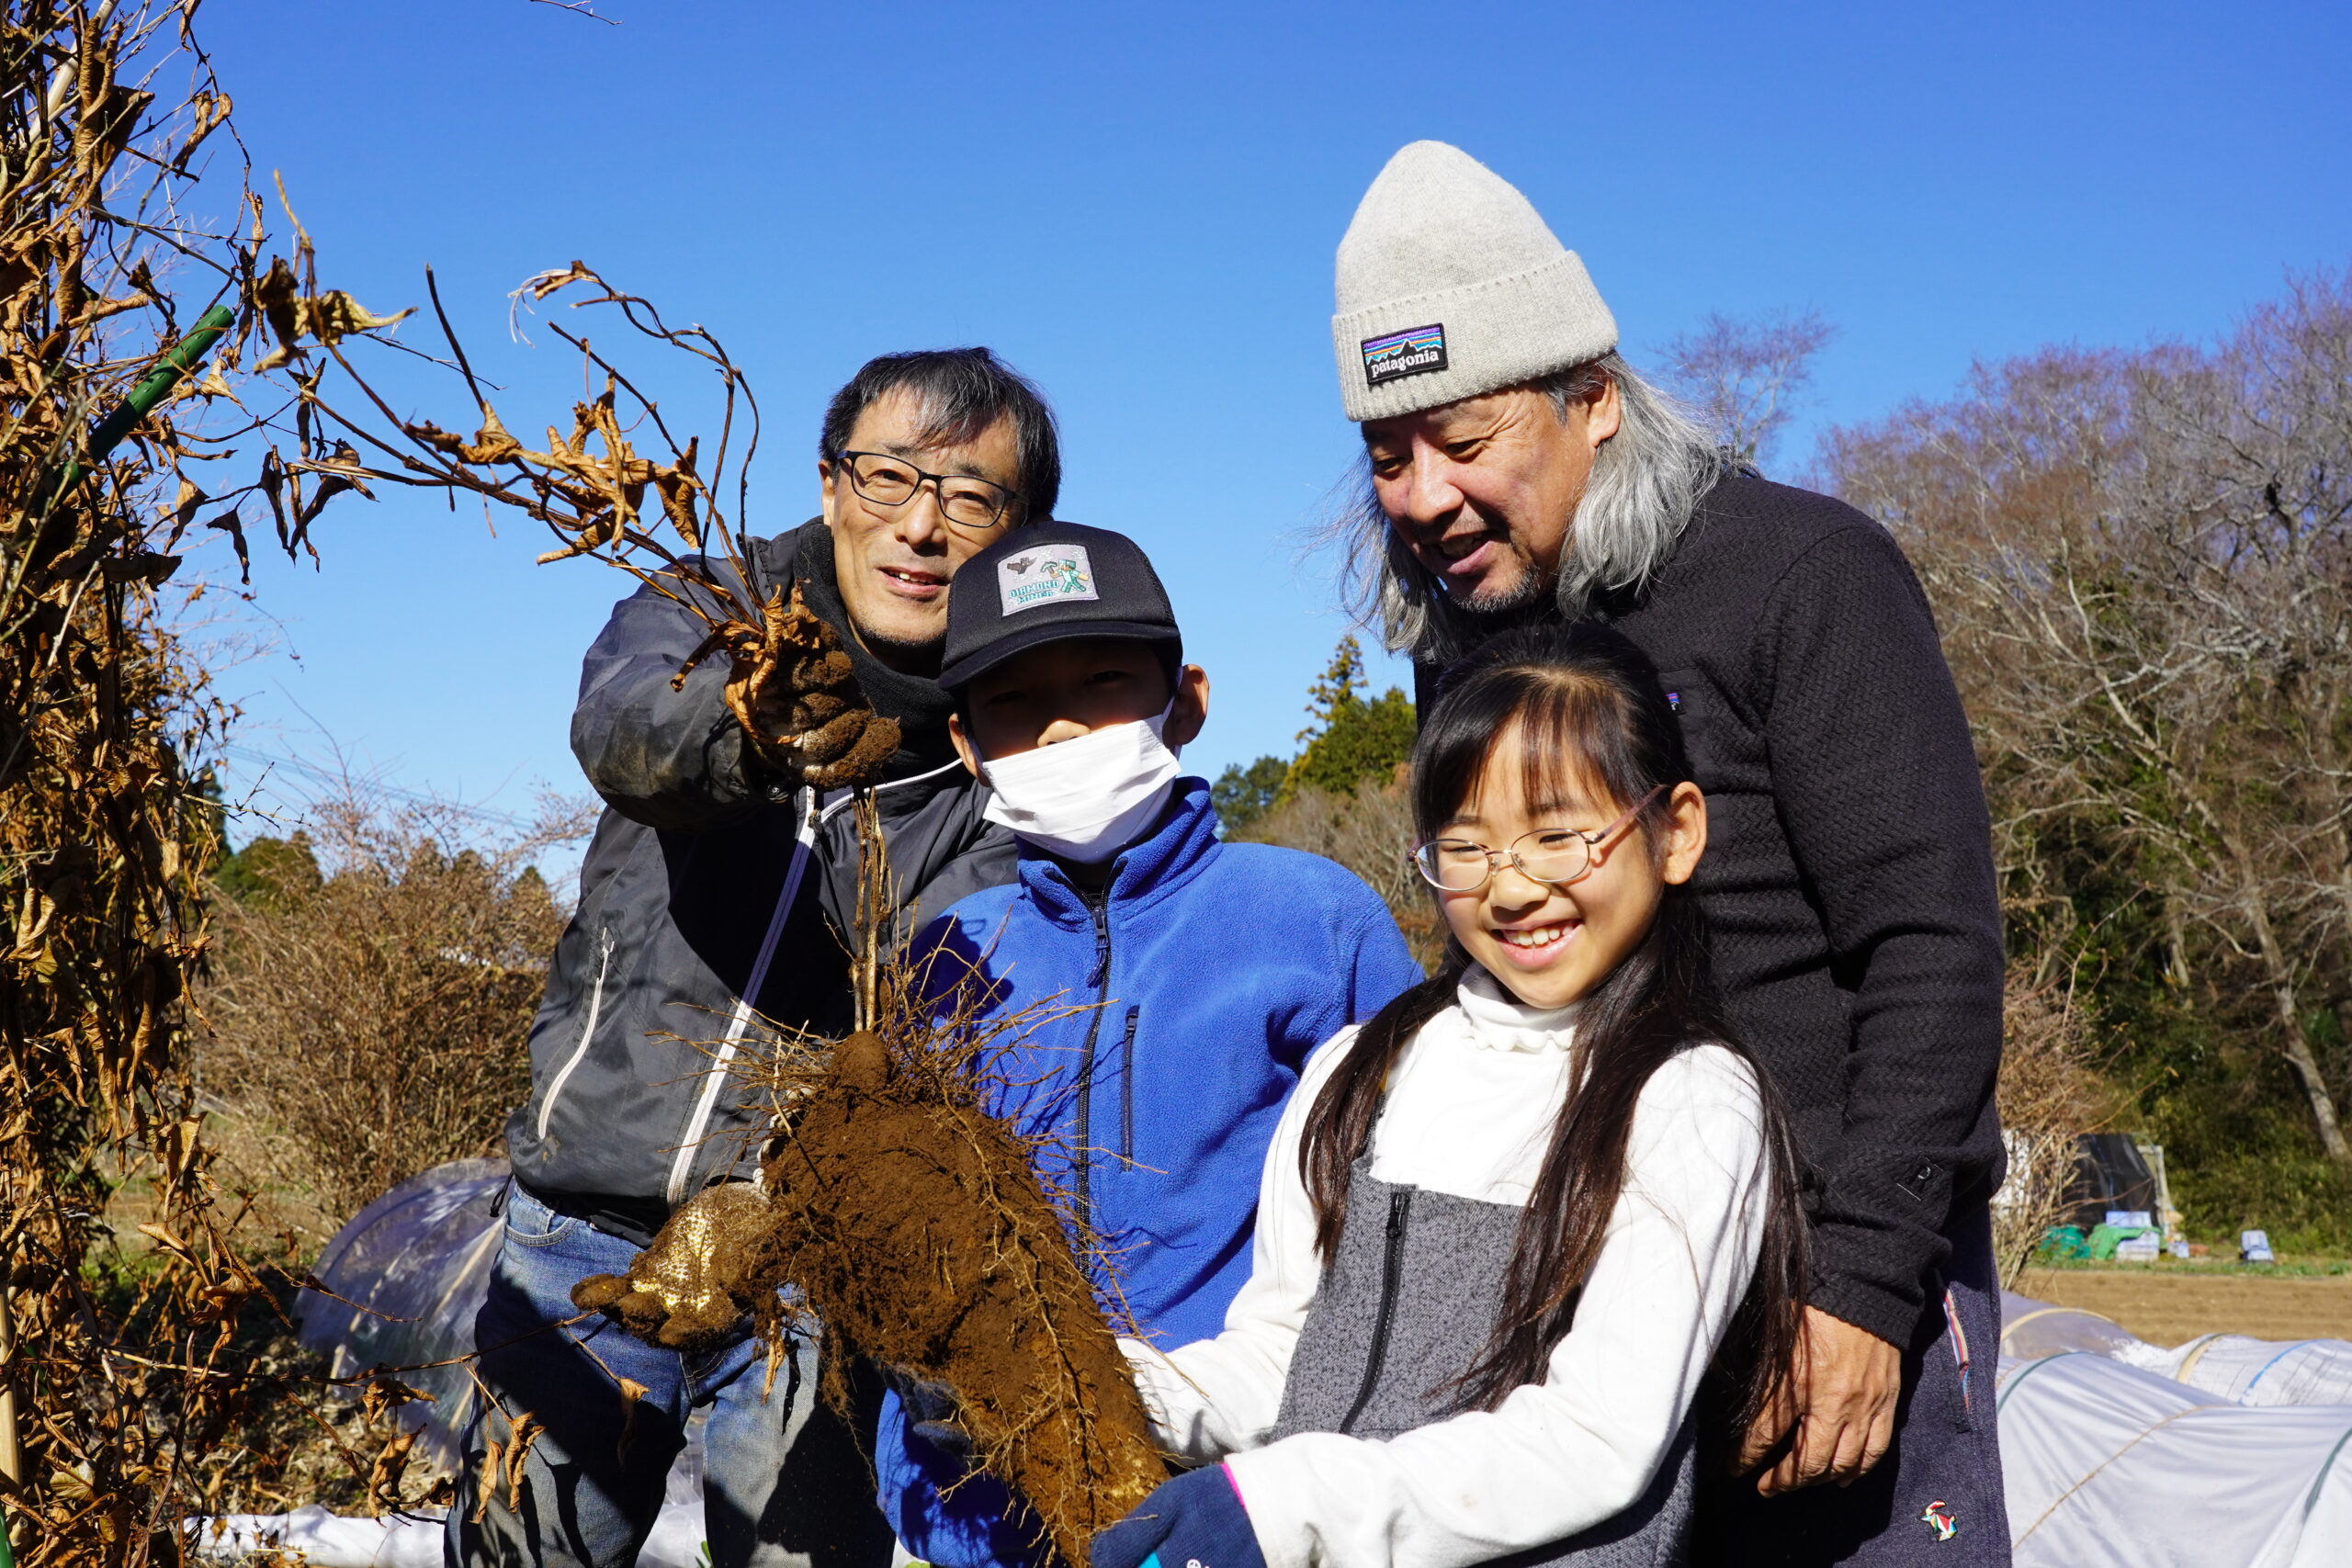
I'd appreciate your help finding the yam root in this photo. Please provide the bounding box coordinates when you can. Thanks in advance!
[577,1026,1166,1566]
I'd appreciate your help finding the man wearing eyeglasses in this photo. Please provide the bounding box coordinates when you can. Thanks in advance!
[454,349,1056,1568]
[1331,144,2009,1567]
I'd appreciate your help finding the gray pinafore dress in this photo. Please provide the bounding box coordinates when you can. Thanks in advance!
[1269,1159,1696,1567]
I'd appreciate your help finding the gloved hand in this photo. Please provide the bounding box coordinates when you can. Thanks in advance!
[877,1362,975,1463]
[734,582,899,790]
[1091,1463,1265,1568]
[571,1182,774,1352]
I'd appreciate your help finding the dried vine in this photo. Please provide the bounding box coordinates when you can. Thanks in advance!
[0,2,420,1560]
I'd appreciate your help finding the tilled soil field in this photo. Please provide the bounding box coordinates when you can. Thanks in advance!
[2014,1266,2352,1347]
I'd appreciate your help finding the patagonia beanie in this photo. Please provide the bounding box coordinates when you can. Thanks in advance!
[1332,141,1618,423]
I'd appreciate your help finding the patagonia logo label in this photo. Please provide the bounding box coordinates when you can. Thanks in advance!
[1361,322,1448,388]
[998,544,1098,615]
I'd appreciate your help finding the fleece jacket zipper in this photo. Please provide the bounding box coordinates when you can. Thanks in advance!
[1339,1185,1414,1436]
[1073,891,1113,1230]
[1118,1007,1140,1160]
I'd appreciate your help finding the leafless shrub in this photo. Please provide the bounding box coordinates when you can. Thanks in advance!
[198,784,583,1229]
[1991,968,2114,1284]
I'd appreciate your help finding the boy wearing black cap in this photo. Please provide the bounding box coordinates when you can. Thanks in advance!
[873,523,1423,1568]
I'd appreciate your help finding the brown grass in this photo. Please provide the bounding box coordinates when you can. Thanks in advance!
[2013,1267,2352,1348]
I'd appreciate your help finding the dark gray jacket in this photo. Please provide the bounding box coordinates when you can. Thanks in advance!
[505,521,1015,1245]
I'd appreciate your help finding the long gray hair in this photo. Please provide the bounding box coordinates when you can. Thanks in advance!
[1337,354,1728,662]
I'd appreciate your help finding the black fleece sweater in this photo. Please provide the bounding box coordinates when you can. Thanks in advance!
[1414,474,2004,1348]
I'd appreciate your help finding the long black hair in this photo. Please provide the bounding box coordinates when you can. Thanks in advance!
[1298,621,1808,1436]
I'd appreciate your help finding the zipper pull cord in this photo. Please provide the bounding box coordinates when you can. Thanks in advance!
[1074,897,1114,1227]
[1087,899,1112,988]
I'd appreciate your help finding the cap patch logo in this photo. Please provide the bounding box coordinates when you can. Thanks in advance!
[998,544,1098,615]
[1361,322,1448,387]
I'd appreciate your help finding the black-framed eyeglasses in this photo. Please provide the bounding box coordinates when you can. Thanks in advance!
[834,450,1023,533]
[1410,785,1667,893]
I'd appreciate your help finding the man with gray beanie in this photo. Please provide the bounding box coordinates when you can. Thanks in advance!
[1329,141,2009,1566]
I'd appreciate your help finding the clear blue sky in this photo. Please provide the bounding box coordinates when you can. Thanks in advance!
[195,0,2352,859]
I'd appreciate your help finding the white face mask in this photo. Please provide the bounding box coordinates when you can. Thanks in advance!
[979,707,1184,863]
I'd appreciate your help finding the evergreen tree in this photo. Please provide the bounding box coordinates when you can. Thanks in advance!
[213,830,322,910]
[1282,636,1416,801]
[1211,755,1290,834]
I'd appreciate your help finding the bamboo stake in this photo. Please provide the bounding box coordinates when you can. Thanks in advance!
[0,1285,18,1487]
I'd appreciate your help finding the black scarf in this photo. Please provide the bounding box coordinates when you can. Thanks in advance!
[786,519,958,773]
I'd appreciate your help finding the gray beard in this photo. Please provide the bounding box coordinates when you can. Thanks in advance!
[1449,570,1551,617]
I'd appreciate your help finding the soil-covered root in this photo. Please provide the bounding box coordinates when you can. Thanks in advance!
[764,1029,1165,1566]
[571,1000,1169,1566]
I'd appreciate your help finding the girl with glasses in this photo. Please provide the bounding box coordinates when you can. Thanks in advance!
[1096,621,1810,1568]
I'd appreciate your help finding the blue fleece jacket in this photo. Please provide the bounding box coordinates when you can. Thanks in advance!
[874,778,1422,1568]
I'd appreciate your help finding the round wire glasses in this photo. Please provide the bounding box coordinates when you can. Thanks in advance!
[1410,785,1667,893]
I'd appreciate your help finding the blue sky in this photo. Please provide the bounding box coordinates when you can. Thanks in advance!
[192,0,2352,859]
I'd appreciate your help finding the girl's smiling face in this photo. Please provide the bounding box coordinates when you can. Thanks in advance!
[1431,721,1708,1011]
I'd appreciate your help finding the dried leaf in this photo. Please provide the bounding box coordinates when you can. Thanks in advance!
[202,506,252,583]
[368,1427,419,1517]
[251,253,413,367]
[302,288,413,344]
[361,1371,436,1427]
[503,1412,544,1504]
[524,259,597,301]
[473,1438,504,1522]
[137,1220,198,1263]
[252,255,301,371]
[616,1374,650,1464]
[653,436,703,548]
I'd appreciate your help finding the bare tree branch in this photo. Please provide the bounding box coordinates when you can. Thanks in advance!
[1657,307,1837,469]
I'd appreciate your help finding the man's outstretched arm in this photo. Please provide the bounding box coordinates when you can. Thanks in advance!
[571,564,782,832]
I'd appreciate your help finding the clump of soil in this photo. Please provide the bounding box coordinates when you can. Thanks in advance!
[727,581,901,792]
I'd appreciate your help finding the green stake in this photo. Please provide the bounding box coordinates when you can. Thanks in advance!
[45,301,236,508]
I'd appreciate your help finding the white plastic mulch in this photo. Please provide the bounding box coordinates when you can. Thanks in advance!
[191,1498,711,1567]
[1998,1292,2352,1567]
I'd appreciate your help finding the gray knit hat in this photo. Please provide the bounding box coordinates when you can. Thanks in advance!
[1332,141,1618,423]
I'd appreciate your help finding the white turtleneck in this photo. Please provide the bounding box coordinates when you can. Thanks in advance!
[1120,968,1770,1568]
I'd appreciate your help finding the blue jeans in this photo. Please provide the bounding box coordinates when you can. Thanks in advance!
[446,1182,892,1568]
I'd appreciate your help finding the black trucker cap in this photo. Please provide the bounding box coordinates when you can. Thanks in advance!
[939,520,1182,692]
